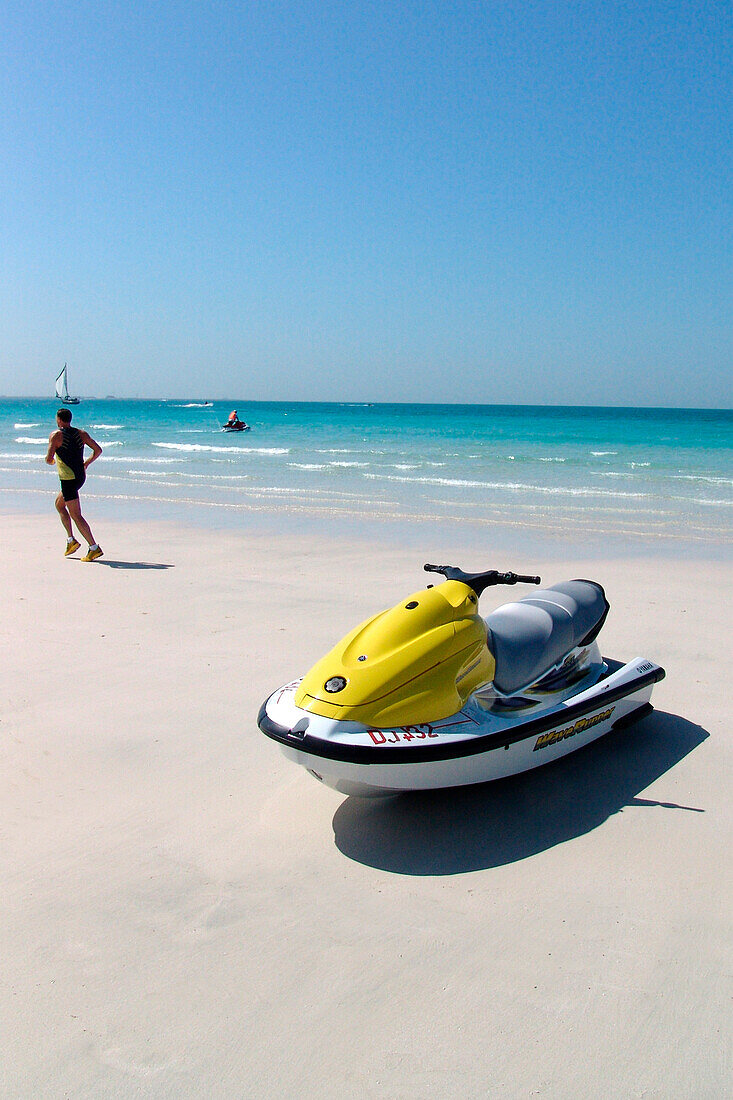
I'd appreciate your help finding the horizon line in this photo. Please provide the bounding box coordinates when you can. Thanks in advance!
[1,396,731,413]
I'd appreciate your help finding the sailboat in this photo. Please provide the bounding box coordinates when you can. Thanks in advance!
[55,363,80,405]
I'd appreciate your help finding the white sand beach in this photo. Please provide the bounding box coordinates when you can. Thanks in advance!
[2,512,730,1097]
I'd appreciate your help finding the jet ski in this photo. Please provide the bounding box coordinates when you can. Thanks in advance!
[222,421,250,432]
[258,563,665,797]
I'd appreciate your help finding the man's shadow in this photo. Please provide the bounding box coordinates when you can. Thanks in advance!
[93,560,174,570]
[332,711,708,875]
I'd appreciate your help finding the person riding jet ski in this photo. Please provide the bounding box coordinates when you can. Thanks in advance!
[223,409,249,431]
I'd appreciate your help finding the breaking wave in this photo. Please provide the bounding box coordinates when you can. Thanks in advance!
[152,442,289,455]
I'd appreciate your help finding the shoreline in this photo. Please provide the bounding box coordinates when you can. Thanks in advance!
[2,511,730,1096]
[3,400,731,566]
[4,482,732,563]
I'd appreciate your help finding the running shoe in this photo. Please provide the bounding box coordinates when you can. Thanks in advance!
[81,545,104,562]
[64,539,81,557]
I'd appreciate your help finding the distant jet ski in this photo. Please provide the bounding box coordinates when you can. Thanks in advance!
[221,411,249,431]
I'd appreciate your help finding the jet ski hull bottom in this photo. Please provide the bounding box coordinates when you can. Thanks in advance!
[259,658,665,797]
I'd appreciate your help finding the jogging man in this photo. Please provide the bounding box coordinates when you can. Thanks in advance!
[45,408,104,560]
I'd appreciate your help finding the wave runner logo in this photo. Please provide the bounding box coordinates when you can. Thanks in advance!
[533,707,614,751]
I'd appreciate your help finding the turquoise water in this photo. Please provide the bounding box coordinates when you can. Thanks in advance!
[2,399,731,548]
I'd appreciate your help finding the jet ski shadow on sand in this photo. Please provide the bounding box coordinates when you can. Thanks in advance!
[331,710,708,875]
[258,559,699,872]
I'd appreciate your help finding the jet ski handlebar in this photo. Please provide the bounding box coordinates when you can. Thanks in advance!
[424,563,541,596]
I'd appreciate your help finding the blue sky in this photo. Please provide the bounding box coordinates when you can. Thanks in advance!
[1,0,730,405]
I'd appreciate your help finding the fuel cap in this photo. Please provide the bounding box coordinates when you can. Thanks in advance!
[324,676,347,693]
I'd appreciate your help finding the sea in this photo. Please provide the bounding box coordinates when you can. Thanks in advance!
[2,399,731,555]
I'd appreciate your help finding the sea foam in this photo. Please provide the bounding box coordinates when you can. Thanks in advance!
[153,442,289,455]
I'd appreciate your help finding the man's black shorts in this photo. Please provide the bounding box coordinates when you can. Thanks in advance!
[60,472,85,502]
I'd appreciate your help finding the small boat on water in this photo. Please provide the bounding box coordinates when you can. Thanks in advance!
[55,363,80,405]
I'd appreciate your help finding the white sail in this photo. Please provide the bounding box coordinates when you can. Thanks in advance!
[55,364,68,400]
[54,363,80,404]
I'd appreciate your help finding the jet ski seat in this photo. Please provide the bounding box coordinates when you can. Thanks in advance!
[485,580,609,695]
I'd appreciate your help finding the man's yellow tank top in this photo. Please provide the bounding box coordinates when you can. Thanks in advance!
[55,426,84,480]
[56,455,76,480]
